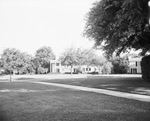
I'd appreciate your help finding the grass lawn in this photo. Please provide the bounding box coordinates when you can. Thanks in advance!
[0,81,150,121]
[41,76,150,95]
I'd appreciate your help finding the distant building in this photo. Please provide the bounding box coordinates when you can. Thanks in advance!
[57,65,99,74]
[50,57,143,74]
[49,60,99,74]
[128,57,142,74]
[80,65,100,74]
[50,60,62,73]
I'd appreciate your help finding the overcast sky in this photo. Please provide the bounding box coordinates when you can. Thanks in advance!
[0,0,99,58]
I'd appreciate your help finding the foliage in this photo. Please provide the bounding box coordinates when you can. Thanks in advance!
[59,48,100,74]
[90,56,106,73]
[59,47,78,66]
[101,61,112,74]
[35,46,55,73]
[84,0,150,58]
[0,48,36,74]
[1,48,22,73]
[18,53,35,74]
[111,56,129,74]
[82,49,97,66]
[37,66,48,74]
[76,48,97,72]
[75,48,88,66]
[141,55,150,82]
[59,47,78,74]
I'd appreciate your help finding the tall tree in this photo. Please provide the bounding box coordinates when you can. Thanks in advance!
[91,56,106,74]
[84,0,150,58]
[35,46,55,73]
[59,47,78,74]
[1,48,22,81]
[76,48,96,72]
[18,53,35,74]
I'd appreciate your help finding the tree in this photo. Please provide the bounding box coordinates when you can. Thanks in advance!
[90,56,106,74]
[111,56,129,74]
[18,53,36,74]
[75,48,97,73]
[141,55,150,82]
[59,47,78,74]
[75,48,87,73]
[1,48,22,81]
[101,61,112,74]
[84,0,150,58]
[35,46,55,74]
[82,49,98,73]
[76,48,87,66]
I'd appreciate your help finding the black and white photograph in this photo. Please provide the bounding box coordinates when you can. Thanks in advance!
[0,0,150,121]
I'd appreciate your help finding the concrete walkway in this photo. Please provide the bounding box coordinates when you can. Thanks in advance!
[31,81,150,103]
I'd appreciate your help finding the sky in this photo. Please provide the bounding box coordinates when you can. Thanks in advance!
[0,0,100,58]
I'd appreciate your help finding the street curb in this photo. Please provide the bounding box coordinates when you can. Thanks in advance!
[30,81,150,103]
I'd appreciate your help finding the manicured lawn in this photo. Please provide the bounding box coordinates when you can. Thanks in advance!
[0,81,150,121]
[41,76,150,95]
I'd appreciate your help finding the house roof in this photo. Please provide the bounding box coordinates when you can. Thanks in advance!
[50,60,61,63]
[129,57,142,62]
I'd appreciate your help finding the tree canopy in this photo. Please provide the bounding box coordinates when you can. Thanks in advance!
[35,46,55,64]
[59,47,78,67]
[59,48,98,67]
[84,0,150,58]
[0,48,35,74]
[1,48,22,73]
[35,46,55,73]
[59,47,78,74]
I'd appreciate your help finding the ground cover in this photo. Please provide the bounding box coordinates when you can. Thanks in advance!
[0,81,150,121]
[41,76,150,95]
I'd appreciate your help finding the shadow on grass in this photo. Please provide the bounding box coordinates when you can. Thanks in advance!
[0,109,9,121]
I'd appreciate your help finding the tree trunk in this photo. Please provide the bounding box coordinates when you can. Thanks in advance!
[70,65,73,75]
[10,70,12,82]
[141,55,150,82]
[87,65,89,74]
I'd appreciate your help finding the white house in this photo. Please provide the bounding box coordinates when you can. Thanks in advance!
[57,65,99,74]
[50,60,62,73]
[49,60,99,74]
[128,57,142,74]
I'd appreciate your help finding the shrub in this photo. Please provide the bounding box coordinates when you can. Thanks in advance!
[101,63,112,74]
[112,63,128,74]
[111,56,129,74]
[141,55,150,82]
[37,67,46,74]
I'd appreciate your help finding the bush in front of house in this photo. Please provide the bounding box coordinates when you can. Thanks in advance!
[141,55,150,82]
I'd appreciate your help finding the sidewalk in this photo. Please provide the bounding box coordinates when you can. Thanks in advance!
[30,81,150,102]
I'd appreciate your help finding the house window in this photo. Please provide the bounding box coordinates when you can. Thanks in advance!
[89,68,91,71]
[136,62,137,67]
[57,69,60,73]
[86,68,88,71]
